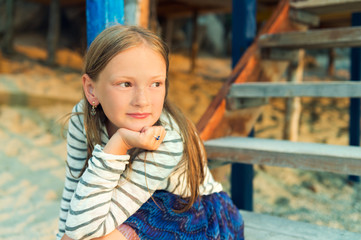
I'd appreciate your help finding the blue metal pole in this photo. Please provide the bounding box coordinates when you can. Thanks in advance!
[86,0,124,47]
[231,0,257,211]
[349,13,361,183]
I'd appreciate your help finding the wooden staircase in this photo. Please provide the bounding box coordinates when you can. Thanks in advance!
[198,0,361,238]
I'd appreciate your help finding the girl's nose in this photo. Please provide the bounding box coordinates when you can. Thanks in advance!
[131,88,150,107]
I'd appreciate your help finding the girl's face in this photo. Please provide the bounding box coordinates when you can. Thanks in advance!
[87,44,167,134]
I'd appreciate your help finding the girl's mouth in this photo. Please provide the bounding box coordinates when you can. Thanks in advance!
[127,113,151,119]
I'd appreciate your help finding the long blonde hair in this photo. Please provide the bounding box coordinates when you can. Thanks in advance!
[80,25,206,212]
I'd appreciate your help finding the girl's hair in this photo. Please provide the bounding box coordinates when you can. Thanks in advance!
[80,25,206,212]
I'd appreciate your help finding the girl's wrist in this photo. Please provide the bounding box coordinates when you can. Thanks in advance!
[103,131,131,155]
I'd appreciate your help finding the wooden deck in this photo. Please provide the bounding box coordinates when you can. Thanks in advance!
[241,210,361,240]
[205,137,361,176]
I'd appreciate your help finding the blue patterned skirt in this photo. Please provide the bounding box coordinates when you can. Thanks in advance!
[123,190,244,240]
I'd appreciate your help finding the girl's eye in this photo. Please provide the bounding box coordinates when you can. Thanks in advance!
[151,82,161,87]
[119,82,131,87]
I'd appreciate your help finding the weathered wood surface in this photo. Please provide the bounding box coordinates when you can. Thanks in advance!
[27,0,84,6]
[283,50,304,141]
[204,137,361,175]
[240,210,361,240]
[290,0,361,15]
[1,0,15,54]
[288,8,320,27]
[46,0,60,66]
[197,0,302,140]
[229,81,361,98]
[259,26,361,49]
[157,0,231,18]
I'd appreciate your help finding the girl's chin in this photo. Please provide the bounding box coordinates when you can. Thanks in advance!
[125,124,152,132]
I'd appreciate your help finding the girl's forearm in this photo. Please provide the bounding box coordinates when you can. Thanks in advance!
[103,131,129,155]
[92,229,128,240]
[65,145,129,239]
[61,233,73,240]
[61,229,127,240]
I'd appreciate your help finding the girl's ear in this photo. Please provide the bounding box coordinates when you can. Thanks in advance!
[82,74,99,105]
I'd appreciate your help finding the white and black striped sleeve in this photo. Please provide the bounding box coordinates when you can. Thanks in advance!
[57,103,88,240]
[63,129,183,240]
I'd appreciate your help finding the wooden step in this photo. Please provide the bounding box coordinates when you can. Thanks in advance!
[259,26,361,49]
[290,0,361,15]
[228,81,361,98]
[204,137,361,175]
[241,210,361,240]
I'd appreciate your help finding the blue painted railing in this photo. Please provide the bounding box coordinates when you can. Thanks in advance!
[231,0,257,211]
[86,0,124,47]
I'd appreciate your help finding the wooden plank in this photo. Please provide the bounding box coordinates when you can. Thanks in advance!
[288,8,320,27]
[138,0,150,29]
[228,81,361,98]
[1,0,15,55]
[204,137,361,175]
[290,0,361,15]
[27,0,84,6]
[259,26,361,49]
[261,48,300,61]
[240,210,361,240]
[283,50,304,141]
[190,10,199,72]
[46,0,60,66]
[226,97,268,110]
[157,0,231,18]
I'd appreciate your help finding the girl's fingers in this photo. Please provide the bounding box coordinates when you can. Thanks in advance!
[153,127,165,141]
[117,126,166,151]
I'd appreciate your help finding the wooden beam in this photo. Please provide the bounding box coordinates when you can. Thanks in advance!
[138,0,150,28]
[261,48,300,61]
[229,81,361,98]
[241,210,361,240]
[259,26,361,49]
[1,0,15,55]
[46,0,60,65]
[290,0,361,15]
[283,50,304,141]
[288,8,320,27]
[157,0,231,18]
[226,97,268,110]
[204,137,361,175]
[190,10,199,73]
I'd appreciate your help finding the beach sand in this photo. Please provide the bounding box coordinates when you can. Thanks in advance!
[0,43,360,239]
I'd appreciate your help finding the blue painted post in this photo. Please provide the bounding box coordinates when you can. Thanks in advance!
[231,0,257,210]
[349,13,361,183]
[86,0,124,47]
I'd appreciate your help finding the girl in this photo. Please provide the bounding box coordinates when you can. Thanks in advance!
[56,25,244,240]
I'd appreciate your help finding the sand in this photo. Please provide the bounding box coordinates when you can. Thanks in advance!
[0,43,360,240]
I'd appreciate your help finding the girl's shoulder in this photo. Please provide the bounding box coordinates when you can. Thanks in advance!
[159,111,183,144]
[72,99,85,114]
[68,100,86,135]
[159,111,180,132]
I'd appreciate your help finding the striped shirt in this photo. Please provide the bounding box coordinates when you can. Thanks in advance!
[56,100,223,240]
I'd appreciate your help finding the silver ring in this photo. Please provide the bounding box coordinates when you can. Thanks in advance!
[154,135,160,140]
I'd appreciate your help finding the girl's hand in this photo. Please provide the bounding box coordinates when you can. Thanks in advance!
[118,126,166,151]
[103,126,166,155]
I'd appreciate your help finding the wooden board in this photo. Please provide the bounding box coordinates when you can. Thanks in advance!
[290,0,361,15]
[228,81,361,98]
[204,137,361,175]
[27,0,84,7]
[259,26,361,49]
[241,210,361,240]
[157,0,231,18]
